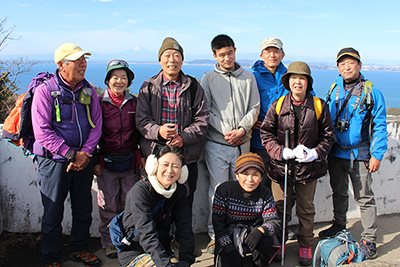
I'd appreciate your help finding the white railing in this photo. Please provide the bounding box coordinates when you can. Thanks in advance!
[1,124,399,235]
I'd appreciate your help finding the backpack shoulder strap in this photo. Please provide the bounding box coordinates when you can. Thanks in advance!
[187,75,198,106]
[326,82,337,102]
[364,80,373,108]
[152,198,166,216]
[313,96,322,120]
[312,239,326,267]
[364,80,373,93]
[275,95,286,115]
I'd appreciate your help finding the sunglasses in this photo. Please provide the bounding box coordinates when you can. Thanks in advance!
[108,59,129,68]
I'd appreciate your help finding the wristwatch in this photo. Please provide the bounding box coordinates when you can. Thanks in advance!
[66,150,77,162]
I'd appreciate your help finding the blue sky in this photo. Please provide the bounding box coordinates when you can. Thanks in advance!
[2,0,400,64]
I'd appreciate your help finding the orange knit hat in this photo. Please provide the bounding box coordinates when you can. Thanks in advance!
[234,152,266,175]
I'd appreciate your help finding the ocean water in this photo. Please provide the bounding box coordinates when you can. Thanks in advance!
[16,62,400,108]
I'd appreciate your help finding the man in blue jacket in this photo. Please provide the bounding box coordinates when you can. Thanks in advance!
[250,37,287,188]
[319,47,388,260]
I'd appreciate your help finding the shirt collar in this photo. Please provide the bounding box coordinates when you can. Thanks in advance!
[162,73,181,86]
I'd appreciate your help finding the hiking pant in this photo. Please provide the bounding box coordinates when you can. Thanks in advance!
[250,146,271,189]
[328,156,377,243]
[215,235,274,267]
[272,179,317,248]
[97,168,140,248]
[37,156,93,264]
[205,140,250,239]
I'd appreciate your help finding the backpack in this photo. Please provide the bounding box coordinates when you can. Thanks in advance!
[275,94,322,119]
[2,72,59,157]
[313,230,365,267]
[109,198,166,252]
[326,80,374,115]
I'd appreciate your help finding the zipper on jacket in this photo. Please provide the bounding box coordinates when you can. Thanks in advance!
[228,72,237,128]
[66,87,83,148]
[118,107,123,153]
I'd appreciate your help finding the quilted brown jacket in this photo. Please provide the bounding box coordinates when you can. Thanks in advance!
[260,92,335,184]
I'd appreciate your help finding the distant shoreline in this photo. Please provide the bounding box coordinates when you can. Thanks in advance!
[22,60,400,72]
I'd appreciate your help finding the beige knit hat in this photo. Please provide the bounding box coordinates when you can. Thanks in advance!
[158,37,184,61]
[234,152,266,175]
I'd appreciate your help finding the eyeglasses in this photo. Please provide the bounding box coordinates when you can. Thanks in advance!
[108,59,129,68]
[64,56,88,64]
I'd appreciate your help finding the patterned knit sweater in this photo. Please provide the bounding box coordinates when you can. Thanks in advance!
[212,180,281,253]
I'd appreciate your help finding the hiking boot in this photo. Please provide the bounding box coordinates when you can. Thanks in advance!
[206,239,215,254]
[318,222,345,239]
[299,245,312,266]
[105,245,118,258]
[70,251,101,267]
[360,239,378,260]
[45,262,61,267]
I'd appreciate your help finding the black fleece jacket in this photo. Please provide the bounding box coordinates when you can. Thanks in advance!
[118,179,194,267]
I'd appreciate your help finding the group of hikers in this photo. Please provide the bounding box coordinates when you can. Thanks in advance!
[26,34,387,267]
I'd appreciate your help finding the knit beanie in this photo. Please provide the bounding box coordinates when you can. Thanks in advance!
[234,152,266,175]
[158,37,184,61]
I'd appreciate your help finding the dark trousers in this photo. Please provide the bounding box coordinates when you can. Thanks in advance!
[37,157,94,264]
[216,235,274,267]
[328,156,377,242]
[186,162,198,210]
[271,179,317,247]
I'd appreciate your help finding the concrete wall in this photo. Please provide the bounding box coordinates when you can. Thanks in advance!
[1,124,400,236]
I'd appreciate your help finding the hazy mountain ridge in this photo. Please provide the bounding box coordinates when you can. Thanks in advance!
[1,48,400,71]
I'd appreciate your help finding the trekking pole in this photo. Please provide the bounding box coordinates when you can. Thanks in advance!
[281,129,289,266]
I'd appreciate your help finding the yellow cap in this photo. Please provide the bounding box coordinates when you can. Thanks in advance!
[54,43,91,63]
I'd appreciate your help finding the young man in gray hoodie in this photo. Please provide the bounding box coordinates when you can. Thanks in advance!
[201,34,260,253]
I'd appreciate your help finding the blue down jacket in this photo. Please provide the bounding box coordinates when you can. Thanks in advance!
[251,60,287,149]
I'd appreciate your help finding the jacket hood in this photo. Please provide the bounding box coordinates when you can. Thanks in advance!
[252,60,265,72]
[252,60,287,75]
[214,62,244,77]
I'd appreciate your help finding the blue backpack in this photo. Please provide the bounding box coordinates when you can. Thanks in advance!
[109,198,166,252]
[313,230,365,267]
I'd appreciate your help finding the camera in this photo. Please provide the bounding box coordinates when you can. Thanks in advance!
[335,120,349,131]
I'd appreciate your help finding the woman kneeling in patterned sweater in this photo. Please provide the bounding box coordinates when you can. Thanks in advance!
[212,152,281,267]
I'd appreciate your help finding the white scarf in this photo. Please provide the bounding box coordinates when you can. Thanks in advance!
[148,174,176,198]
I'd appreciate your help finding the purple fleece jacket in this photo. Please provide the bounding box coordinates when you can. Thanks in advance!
[31,70,102,159]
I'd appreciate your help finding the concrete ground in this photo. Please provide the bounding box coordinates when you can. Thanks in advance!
[63,213,400,267]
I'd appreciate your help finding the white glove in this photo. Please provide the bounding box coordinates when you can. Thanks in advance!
[296,147,318,163]
[293,144,307,159]
[282,148,295,160]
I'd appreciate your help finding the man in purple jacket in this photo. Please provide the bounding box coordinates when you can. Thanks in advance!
[31,43,102,267]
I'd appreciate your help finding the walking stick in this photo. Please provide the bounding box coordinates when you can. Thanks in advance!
[281,129,289,266]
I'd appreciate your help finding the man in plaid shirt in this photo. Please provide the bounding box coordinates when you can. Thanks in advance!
[136,37,209,209]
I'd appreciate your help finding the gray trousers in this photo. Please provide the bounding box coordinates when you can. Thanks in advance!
[205,140,250,239]
[328,156,377,242]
